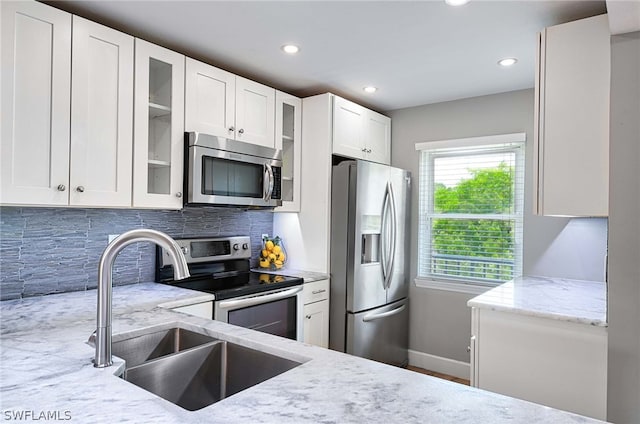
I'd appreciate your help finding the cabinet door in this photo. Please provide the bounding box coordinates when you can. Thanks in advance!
[274,91,302,212]
[1,1,71,206]
[303,299,329,348]
[235,77,275,148]
[133,39,185,209]
[332,96,366,160]
[70,16,133,207]
[365,110,391,165]
[185,58,235,139]
[535,15,610,217]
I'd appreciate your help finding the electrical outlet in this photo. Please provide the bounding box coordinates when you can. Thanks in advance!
[108,234,119,243]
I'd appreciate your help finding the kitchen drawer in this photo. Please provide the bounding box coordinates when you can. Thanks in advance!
[303,279,329,305]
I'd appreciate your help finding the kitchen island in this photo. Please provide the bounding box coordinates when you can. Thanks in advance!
[468,276,607,420]
[0,283,604,423]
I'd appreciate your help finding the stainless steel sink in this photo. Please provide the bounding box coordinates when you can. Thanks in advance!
[112,328,215,368]
[114,328,301,411]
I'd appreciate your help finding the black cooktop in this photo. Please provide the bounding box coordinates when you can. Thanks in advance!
[160,269,303,300]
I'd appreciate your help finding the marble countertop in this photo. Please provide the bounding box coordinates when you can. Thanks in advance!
[467,276,607,326]
[0,283,604,423]
[250,268,329,283]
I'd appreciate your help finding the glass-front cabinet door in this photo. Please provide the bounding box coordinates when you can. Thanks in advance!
[274,91,302,212]
[133,38,185,209]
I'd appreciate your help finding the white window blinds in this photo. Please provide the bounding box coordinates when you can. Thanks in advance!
[416,134,525,285]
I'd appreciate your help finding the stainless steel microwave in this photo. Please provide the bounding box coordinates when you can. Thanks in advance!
[185,132,283,208]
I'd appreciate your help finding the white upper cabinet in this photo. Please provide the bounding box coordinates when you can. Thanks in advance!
[185,58,276,148]
[1,1,71,206]
[184,58,235,139]
[274,91,302,212]
[235,77,276,148]
[133,39,185,209]
[70,16,134,207]
[534,14,610,217]
[332,96,391,165]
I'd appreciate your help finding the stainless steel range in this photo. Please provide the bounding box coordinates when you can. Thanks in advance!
[156,236,304,341]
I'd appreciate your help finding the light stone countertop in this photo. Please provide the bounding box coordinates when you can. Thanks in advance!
[467,276,607,326]
[0,283,605,423]
[250,268,329,283]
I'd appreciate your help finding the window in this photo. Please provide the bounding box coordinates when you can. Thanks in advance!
[415,133,525,292]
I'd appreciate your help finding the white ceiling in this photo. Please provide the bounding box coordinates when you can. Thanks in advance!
[49,0,607,112]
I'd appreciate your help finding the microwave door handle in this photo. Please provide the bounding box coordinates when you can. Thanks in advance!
[264,164,274,201]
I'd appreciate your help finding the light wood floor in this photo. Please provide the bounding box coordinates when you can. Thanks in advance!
[407,365,470,386]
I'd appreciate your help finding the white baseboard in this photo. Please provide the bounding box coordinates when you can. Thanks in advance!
[408,349,470,380]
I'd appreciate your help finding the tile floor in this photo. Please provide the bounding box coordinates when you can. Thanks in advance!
[407,366,470,386]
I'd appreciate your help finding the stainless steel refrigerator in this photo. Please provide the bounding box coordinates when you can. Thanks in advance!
[329,159,410,367]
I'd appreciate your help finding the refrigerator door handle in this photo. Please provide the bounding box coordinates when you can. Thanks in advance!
[362,304,406,322]
[386,182,398,289]
[380,184,390,286]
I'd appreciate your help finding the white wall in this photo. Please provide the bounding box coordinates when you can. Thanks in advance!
[389,89,608,364]
[607,31,640,423]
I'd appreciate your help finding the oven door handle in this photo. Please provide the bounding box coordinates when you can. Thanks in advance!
[217,286,302,310]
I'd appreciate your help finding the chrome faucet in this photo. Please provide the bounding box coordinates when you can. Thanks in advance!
[92,229,190,368]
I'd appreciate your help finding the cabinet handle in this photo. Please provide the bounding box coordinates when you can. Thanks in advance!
[367,149,372,153]
[361,148,367,152]
[175,192,182,198]
[57,184,66,192]
[312,289,326,295]
[228,126,235,132]
[76,186,85,193]
[305,315,311,319]
[238,128,244,134]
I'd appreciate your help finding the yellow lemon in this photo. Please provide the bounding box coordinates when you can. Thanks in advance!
[261,249,269,258]
[265,240,274,251]
[272,245,282,255]
[259,260,270,268]
[274,259,283,266]
[275,263,283,269]
[278,252,286,262]
[268,253,276,261]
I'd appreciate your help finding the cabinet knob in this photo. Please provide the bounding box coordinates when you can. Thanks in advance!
[367,149,372,153]
[57,184,66,192]
[305,315,311,319]
[228,126,235,132]
[466,346,471,353]
[175,192,182,198]
[76,186,85,193]
[361,148,367,152]
[238,128,244,134]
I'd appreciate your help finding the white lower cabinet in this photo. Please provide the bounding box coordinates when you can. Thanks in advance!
[172,302,213,320]
[303,279,330,348]
[470,307,607,420]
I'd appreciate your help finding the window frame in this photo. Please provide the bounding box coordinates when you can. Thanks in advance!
[414,133,526,294]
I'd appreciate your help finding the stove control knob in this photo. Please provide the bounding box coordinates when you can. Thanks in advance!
[242,243,249,250]
[181,247,188,255]
[233,243,239,251]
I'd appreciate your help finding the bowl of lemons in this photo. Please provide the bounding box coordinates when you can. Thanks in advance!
[259,236,287,270]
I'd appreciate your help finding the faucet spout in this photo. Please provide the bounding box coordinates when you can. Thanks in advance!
[93,229,190,368]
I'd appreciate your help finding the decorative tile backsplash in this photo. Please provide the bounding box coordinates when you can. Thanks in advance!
[0,207,273,300]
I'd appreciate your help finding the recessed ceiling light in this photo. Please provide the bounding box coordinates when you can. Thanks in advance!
[363,86,378,93]
[498,57,518,67]
[281,44,300,54]
[445,0,470,6]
